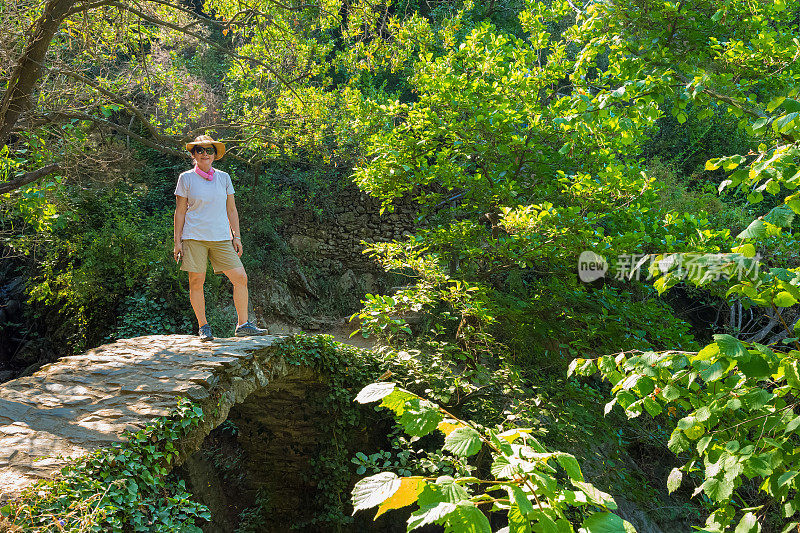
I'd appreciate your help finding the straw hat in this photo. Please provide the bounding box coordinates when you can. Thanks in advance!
[185,135,226,160]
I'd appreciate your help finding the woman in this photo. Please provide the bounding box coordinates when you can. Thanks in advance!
[173,134,266,341]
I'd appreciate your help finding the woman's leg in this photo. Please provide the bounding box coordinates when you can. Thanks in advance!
[222,267,248,326]
[187,271,208,326]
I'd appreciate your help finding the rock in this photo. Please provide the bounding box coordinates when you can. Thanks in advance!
[287,266,319,300]
[252,278,306,320]
[337,270,358,293]
[360,273,376,294]
[288,235,321,253]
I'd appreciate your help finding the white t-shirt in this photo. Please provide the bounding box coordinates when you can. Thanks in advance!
[174,169,235,241]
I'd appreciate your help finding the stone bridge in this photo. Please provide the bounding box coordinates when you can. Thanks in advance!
[0,334,338,527]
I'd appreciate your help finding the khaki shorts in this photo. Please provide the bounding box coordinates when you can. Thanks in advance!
[181,239,243,273]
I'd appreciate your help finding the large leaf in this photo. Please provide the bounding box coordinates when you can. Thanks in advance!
[355,382,396,404]
[431,476,471,504]
[572,481,616,509]
[374,477,425,519]
[701,477,734,502]
[444,427,483,457]
[506,505,533,533]
[379,389,417,415]
[555,453,584,482]
[531,509,561,533]
[713,334,749,361]
[407,502,457,530]
[764,205,796,227]
[786,193,800,215]
[734,512,760,533]
[398,400,443,437]
[667,468,682,494]
[505,484,534,517]
[736,219,766,240]
[352,472,401,514]
[444,502,491,533]
[579,512,636,533]
[782,359,800,389]
[774,291,798,308]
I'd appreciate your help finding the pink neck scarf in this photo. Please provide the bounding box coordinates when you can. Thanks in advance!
[194,164,215,181]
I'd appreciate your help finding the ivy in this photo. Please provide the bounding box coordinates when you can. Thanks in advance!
[1,398,209,532]
[267,334,385,529]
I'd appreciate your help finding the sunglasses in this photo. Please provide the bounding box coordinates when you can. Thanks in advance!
[193,146,216,155]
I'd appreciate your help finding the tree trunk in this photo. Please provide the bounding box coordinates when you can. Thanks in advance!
[0,0,75,146]
[0,163,61,195]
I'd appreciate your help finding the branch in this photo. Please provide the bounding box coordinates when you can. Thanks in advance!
[33,110,187,158]
[65,0,117,17]
[0,0,74,145]
[56,67,164,142]
[112,1,305,104]
[0,163,61,195]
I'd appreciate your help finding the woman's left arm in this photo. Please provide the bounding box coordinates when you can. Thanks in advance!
[226,194,243,256]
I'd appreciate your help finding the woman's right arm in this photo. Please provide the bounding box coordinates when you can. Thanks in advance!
[174,195,188,260]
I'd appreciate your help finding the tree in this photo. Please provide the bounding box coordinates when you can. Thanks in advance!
[347,0,800,530]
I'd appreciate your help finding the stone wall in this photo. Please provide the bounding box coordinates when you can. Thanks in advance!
[280,185,418,277]
[249,185,420,325]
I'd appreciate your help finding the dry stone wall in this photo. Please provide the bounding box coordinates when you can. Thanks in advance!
[280,185,419,277]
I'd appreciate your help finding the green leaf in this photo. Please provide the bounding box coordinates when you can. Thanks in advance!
[444,502,491,533]
[701,477,734,502]
[380,389,417,415]
[700,361,724,382]
[697,435,712,455]
[398,401,443,437]
[742,389,772,410]
[786,193,800,215]
[643,396,662,417]
[444,427,482,457]
[555,453,584,482]
[785,416,800,435]
[579,512,636,533]
[531,509,561,533]
[783,360,800,389]
[572,481,616,509]
[407,502,457,529]
[667,468,682,493]
[714,334,749,361]
[768,97,787,112]
[506,484,535,517]
[732,243,756,257]
[783,99,800,113]
[668,429,690,454]
[774,291,798,308]
[431,476,471,503]
[764,205,795,227]
[507,505,533,533]
[736,219,766,240]
[738,355,771,379]
[774,112,799,134]
[352,472,401,513]
[734,512,759,533]
[355,382,396,404]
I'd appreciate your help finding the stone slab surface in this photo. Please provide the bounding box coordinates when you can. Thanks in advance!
[0,334,284,503]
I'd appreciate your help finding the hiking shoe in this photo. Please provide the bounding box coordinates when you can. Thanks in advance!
[235,321,267,337]
[199,324,214,341]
